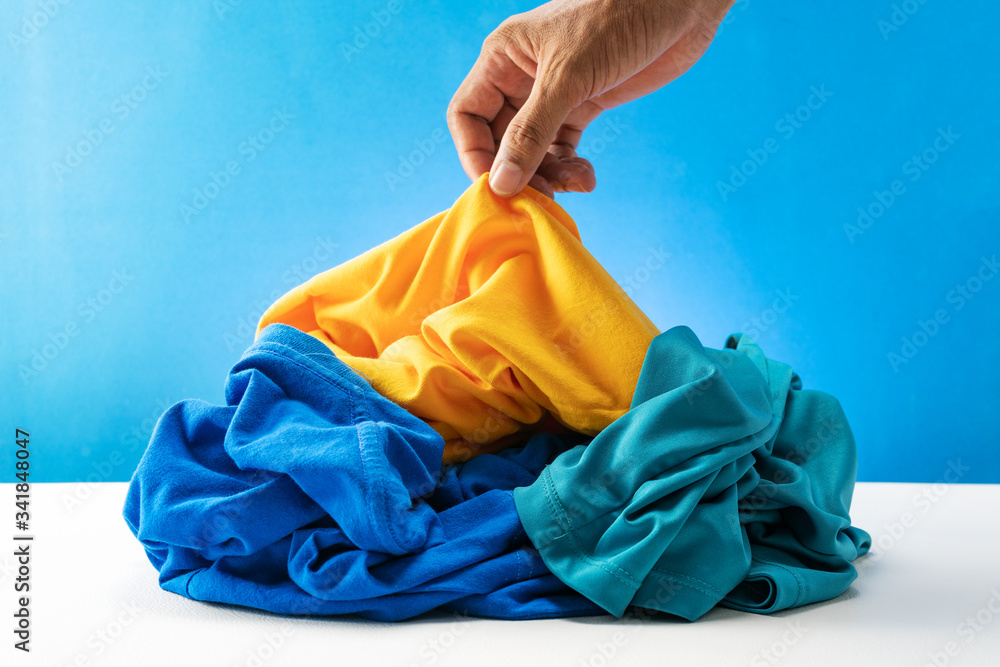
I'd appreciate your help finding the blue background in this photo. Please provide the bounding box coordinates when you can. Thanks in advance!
[1,0,997,484]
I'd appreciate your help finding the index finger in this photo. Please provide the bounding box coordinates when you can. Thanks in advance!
[447,64,505,181]
[447,51,527,182]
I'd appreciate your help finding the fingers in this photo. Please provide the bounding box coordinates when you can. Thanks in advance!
[488,73,578,198]
[446,58,510,182]
[537,155,596,194]
[448,19,603,198]
[545,124,596,192]
[449,65,598,199]
[527,173,555,199]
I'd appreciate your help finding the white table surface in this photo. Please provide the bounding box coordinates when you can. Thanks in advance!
[2,481,998,667]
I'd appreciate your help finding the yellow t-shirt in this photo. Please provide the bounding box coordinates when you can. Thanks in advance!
[256,174,659,462]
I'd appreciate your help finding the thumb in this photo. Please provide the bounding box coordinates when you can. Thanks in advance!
[489,79,575,197]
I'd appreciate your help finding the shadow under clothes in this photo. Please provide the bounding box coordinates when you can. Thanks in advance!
[122,323,603,621]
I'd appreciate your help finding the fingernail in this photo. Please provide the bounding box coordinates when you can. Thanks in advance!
[489,161,522,197]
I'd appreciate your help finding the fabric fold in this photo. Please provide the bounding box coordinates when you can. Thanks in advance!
[123,323,602,620]
[255,173,660,463]
[513,325,871,620]
[124,175,870,623]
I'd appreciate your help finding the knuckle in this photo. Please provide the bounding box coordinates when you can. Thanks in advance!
[445,101,461,127]
[485,17,525,51]
[693,20,718,47]
[507,118,550,154]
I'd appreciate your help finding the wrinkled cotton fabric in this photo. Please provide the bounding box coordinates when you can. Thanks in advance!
[513,325,872,620]
[125,176,871,623]
[256,174,659,463]
[123,323,602,621]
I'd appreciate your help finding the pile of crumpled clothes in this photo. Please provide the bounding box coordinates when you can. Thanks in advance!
[123,174,871,621]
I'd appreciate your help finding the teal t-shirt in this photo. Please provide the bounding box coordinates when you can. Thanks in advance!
[514,325,872,620]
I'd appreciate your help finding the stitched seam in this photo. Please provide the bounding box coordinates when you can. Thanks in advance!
[253,349,351,399]
[541,470,639,588]
[508,490,523,585]
[347,382,381,552]
[541,473,731,599]
[353,387,406,553]
[647,567,726,598]
[184,568,199,598]
[255,347,406,553]
[748,555,806,606]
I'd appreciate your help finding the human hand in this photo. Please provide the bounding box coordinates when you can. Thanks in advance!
[447,0,735,198]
